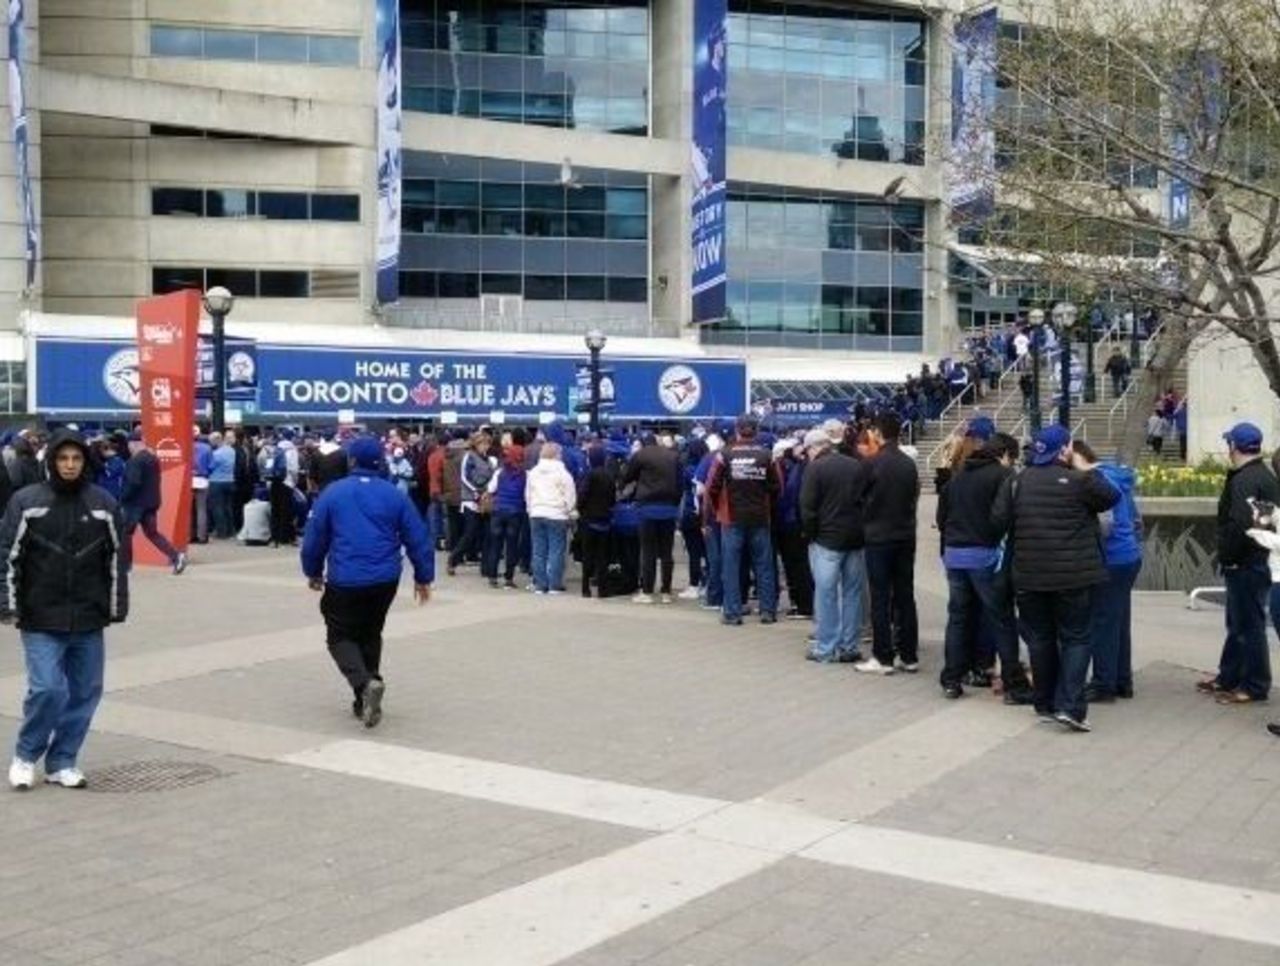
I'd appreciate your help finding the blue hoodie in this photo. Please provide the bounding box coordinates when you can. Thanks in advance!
[301,468,435,588]
[547,422,586,480]
[1098,463,1142,566]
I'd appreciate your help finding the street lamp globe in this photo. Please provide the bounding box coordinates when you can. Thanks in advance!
[584,329,607,352]
[203,286,235,317]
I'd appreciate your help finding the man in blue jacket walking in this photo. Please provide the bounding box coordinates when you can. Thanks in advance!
[301,436,434,728]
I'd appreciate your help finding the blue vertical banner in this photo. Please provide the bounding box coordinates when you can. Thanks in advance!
[375,0,402,304]
[1169,54,1220,230]
[947,7,997,226]
[691,0,727,323]
[7,0,36,290]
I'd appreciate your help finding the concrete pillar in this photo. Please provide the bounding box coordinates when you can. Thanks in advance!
[649,0,692,341]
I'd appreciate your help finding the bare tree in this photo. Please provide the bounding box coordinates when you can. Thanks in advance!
[946,0,1280,461]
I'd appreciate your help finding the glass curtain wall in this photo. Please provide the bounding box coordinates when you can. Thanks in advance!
[402,0,649,135]
[727,0,925,163]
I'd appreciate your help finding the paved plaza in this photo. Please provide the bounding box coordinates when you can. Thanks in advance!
[1,501,1279,966]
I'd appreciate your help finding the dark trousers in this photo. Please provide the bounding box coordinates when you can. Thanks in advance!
[449,508,487,568]
[681,522,706,588]
[776,527,813,616]
[269,481,296,545]
[580,523,610,596]
[866,541,919,665]
[942,566,1027,689]
[1218,564,1272,699]
[483,510,525,582]
[615,530,640,595]
[639,518,676,595]
[322,581,399,697]
[122,509,178,570]
[445,505,463,553]
[1089,560,1141,694]
[704,522,723,606]
[1017,587,1093,720]
[209,482,236,539]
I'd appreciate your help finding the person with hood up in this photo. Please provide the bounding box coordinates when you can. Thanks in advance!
[621,431,682,604]
[1077,441,1143,703]
[525,441,577,594]
[301,436,433,729]
[483,444,526,589]
[577,444,617,598]
[2,429,128,790]
[121,432,187,575]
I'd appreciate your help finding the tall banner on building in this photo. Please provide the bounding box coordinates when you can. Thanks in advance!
[7,0,36,289]
[691,0,728,323]
[947,7,997,226]
[375,0,402,304]
[135,291,199,565]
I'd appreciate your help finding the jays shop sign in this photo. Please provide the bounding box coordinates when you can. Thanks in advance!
[32,338,747,421]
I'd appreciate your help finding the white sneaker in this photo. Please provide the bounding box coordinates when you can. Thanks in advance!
[660,593,674,605]
[45,768,87,789]
[854,656,896,676]
[678,587,700,601]
[8,758,34,791]
[895,659,920,674]
[631,592,654,605]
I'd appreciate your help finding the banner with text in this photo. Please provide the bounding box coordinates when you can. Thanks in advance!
[135,291,200,564]
[8,0,36,289]
[375,0,402,303]
[947,7,997,226]
[691,0,728,323]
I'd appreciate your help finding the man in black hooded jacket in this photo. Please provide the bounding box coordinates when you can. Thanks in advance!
[1,429,128,790]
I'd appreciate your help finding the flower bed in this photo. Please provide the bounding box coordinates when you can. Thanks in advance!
[1136,459,1227,498]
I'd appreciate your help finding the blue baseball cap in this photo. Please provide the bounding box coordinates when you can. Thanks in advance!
[965,416,996,442]
[1029,424,1072,466]
[1223,422,1263,454]
[346,435,384,470]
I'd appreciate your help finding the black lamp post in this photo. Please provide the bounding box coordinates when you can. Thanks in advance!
[202,286,235,433]
[584,328,607,435]
[1054,301,1077,429]
[1028,307,1044,433]
[1082,303,1097,403]
[1128,302,1140,369]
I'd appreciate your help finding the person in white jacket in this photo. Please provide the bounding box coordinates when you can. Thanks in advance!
[524,442,577,594]
[1248,496,1280,738]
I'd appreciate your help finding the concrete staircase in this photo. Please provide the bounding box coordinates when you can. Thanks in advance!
[913,335,1188,490]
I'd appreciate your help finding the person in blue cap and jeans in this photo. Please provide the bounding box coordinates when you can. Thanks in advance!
[1199,422,1280,705]
[992,424,1119,732]
[301,436,434,728]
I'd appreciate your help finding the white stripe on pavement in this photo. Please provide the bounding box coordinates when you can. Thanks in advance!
[304,832,781,966]
[282,739,729,833]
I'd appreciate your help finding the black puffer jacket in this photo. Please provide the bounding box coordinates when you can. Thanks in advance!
[937,453,1012,551]
[621,443,681,506]
[799,451,870,551]
[1218,457,1280,567]
[0,430,128,632]
[991,462,1119,592]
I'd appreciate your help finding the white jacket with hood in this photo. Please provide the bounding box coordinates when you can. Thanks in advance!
[525,456,577,521]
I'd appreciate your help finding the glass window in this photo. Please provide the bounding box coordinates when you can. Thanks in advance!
[151,26,203,58]
[608,277,647,302]
[205,269,258,297]
[606,215,646,239]
[308,35,360,66]
[481,273,522,294]
[567,275,606,300]
[438,180,481,206]
[310,194,361,222]
[525,275,565,300]
[605,188,646,215]
[439,272,480,298]
[400,271,438,298]
[483,183,523,208]
[482,210,523,235]
[258,192,309,220]
[257,32,309,63]
[404,180,435,205]
[152,267,203,294]
[259,271,310,298]
[437,208,481,233]
[203,29,257,61]
[152,188,204,216]
[206,190,255,219]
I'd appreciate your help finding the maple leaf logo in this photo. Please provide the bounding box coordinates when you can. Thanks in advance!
[410,380,439,407]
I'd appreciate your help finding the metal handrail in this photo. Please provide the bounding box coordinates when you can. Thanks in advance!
[922,352,1026,473]
[1105,320,1166,437]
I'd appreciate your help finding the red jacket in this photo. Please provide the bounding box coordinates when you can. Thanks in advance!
[426,446,446,499]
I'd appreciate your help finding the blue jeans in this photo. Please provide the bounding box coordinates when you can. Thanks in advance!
[1272,584,1280,641]
[942,566,1025,689]
[1089,559,1141,693]
[722,524,777,621]
[15,630,105,770]
[209,481,237,539]
[1017,588,1093,720]
[1218,564,1272,699]
[428,500,445,547]
[530,518,568,592]
[484,510,526,582]
[808,544,865,660]
[704,522,723,606]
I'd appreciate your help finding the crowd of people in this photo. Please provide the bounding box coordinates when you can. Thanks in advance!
[2,397,1277,788]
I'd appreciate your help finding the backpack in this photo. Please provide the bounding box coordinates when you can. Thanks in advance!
[269,447,288,482]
